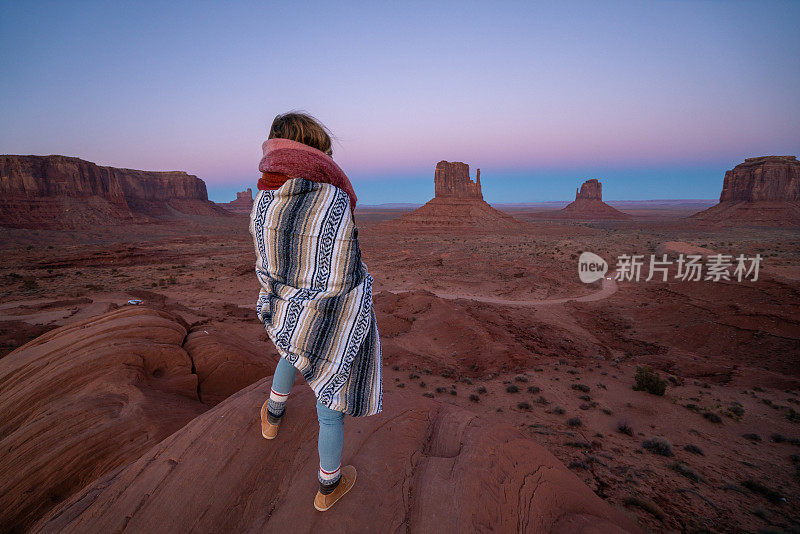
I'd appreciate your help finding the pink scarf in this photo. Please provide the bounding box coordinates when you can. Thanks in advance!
[257,138,357,214]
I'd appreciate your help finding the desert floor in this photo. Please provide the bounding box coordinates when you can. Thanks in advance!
[1,206,799,533]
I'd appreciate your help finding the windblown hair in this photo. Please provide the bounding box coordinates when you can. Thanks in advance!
[268,112,333,156]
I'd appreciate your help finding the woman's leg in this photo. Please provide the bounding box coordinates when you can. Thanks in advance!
[316,400,345,493]
[266,357,296,422]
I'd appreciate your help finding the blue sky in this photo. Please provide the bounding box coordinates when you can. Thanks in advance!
[1,1,798,203]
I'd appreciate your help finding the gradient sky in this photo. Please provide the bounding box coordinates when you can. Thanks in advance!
[1,1,798,204]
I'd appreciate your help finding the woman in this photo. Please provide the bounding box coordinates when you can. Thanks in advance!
[248,112,383,512]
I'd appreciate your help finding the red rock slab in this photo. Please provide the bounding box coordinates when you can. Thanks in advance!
[183,323,280,405]
[0,306,207,532]
[33,380,641,534]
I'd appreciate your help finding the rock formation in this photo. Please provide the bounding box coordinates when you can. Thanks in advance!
[575,178,602,201]
[435,161,483,199]
[384,161,519,230]
[535,179,630,220]
[183,323,279,405]
[0,306,208,532]
[32,379,640,534]
[217,187,254,214]
[0,155,231,228]
[0,305,280,532]
[692,156,800,225]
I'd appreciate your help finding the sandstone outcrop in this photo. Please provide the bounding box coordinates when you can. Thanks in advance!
[0,155,231,228]
[575,178,602,200]
[385,161,519,230]
[217,187,254,214]
[547,179,630,220]
[692,156,800,225]
[435,160,483,199]
[183,323,279,405]
[32,379,640,534]
[0,306,207,532]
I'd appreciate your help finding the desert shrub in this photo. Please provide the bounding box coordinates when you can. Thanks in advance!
[684,444,704,456]
[642,437,674,456]
[514,375,528,383]
[396,383,405,388]
[553,406,566,415]
[633,366,667,396]
[535,396,549,405]
[569,461,589,470]
[572,384,590,393]
[771,434,800,446]
[477,386,487,394]
[449,389,457,396]
[741,479,783,504]
[506,385,519,393]
[617,420,633,436]
[419,381,426,388]
[527,386,541,394]
[469,394,480,402]
[670,462,702,482]
[567,417,582,427]
[517,401,531,410]
[23,279,39,290]
[601,408,613,415]
[623,496,665,521]
[786,407,800,423]
[727,403,745,418]
[703,412,722,424]
[435,387,447,394]
[565,441,591,448]
[685,403,701,413]
[422,392,434,398]
[408,373,419,379]
[742,433,761,442]
[578,394,591,402]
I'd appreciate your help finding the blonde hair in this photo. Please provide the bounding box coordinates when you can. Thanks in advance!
[268,112,333,156]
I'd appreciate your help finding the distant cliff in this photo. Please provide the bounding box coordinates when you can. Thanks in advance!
[382,161,518,230]
[0,155,230,228]
[543,178,630,220]
[692,156,800,226]
[719,156,800,202]
[217,188,254,215]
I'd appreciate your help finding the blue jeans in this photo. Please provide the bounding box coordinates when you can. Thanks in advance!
[270,357,344,472]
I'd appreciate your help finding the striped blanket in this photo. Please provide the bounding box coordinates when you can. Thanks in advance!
[249,177,382,417]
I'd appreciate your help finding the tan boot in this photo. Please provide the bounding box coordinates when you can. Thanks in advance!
[314,465,357,512]
[260,400,281,440]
